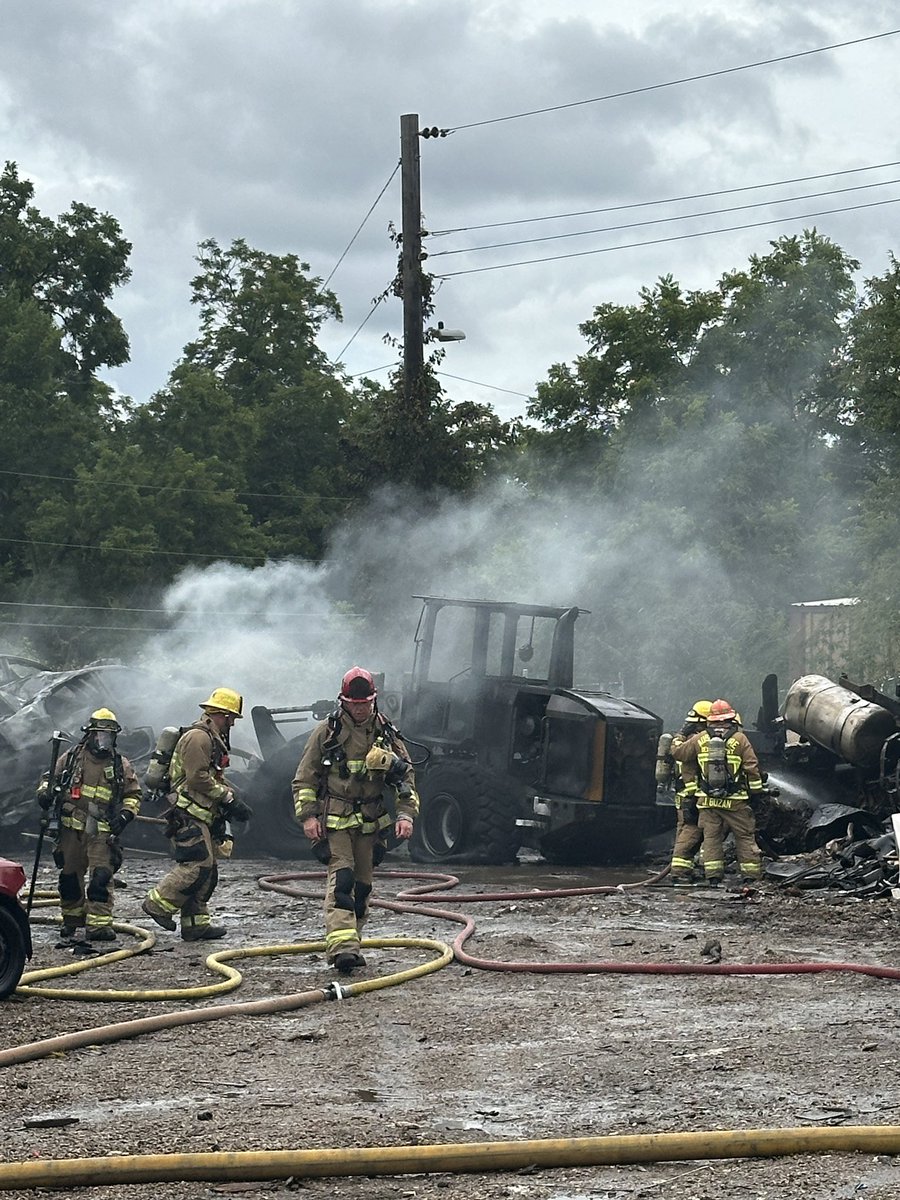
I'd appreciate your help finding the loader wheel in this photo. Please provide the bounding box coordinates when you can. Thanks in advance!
[409,762,522,865]
[0,906,27,1000]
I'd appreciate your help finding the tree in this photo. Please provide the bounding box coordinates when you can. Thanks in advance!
[0,164,133,599]
[342,370,520,497]
[523,232,863,720]
[0,161,131,388]
[837,254,900,679]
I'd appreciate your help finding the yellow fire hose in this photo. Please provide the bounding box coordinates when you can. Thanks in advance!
[1,1125,899,1188]
[12,883,898,1188]
[0,934,452,1067]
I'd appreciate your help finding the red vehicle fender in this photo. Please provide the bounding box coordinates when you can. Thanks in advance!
[0,858,26,897]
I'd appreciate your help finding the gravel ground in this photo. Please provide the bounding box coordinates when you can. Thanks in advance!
[3,846,900,1199]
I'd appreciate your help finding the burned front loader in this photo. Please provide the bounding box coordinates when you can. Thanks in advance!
[238,596,664,865]
[402,597,663,865]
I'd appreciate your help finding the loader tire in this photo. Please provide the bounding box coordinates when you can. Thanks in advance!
[409,762,522,865]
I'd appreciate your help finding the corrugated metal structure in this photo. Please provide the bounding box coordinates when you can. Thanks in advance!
[788,598,859,682]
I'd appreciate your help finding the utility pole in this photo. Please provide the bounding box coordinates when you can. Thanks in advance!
[400,113,424,419]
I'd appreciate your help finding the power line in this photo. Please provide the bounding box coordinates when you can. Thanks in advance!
[434,371,532,400]
[335,290,390,360]
[430,178,900,258]
[348,361,401,379]
[446,29,900,132]
[323,162,400,289]
[0,535,270,563]
[434,195,900,278]
[0,619,292,633]
[0,601,353,617]
[0,467,354,504]
[429,159,900,236]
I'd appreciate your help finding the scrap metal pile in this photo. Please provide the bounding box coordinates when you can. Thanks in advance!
[751,672,900,896]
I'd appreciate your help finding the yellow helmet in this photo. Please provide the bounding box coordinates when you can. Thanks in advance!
[200,687,243,718]
[84,707,121,732]
[685,700,712,724]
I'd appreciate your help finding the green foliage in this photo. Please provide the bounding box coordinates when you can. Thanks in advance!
[343,368,520,496]
[0,161,131,384]
[3,161,900,706]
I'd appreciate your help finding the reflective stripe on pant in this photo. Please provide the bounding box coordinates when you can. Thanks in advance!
[670,808,703,877]
[698,803,761,880]
[148,815,219,926]
[323,826,376,960]
[55,826,118,927]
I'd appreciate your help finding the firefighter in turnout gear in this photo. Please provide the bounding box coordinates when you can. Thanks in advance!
[292,667,419,974]
[672,698,765,885]
[37,708,141,944]
[666,701,712,885]
[142,687,251,941]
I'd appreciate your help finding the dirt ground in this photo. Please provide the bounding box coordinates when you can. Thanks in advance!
[3,843,900,1200]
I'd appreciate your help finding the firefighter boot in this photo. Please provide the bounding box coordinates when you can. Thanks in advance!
[55,919,82,948]
[334,951,366,974]
[87,926,118,943]
[181,923,227,942]
[141,899,177,931]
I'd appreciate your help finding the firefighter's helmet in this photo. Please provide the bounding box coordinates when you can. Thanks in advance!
[199,687,244,718]
[340,667,377,703]
[708,699,737,723]
[685,700,712,724]
[82,708,122,734]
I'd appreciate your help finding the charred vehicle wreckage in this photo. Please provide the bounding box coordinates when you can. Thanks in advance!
[741,672,900,895]
[4,607,900,884]
[1,598,666,867]
[240,597,666,865]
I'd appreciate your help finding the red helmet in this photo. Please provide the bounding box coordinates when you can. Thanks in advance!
[339,667,377,703]
[708,699,737,723]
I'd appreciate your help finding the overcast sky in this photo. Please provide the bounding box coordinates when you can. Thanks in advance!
[2,1,899,423]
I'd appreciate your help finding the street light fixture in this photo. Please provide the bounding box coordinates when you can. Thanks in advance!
[432,321,466,342]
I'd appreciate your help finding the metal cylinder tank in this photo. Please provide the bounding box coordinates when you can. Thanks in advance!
[781,674,897,768]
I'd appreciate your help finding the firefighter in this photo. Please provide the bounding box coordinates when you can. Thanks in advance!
[142,687,251,941]
[37,708,142,944]
[672,698,766,885]
[292,667,419,974]
[667,700,712,886]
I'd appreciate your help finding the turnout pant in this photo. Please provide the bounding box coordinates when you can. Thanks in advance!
[146,813,220,932]
[323,826,376,961]
[698,802,762,881]
[54,826,117,932]
[669,808,703,879]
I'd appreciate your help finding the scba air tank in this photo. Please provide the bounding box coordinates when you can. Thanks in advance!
[781,674,897,768]
[655,732,674,788]
[144,726,181,791]
[704,735,729,796]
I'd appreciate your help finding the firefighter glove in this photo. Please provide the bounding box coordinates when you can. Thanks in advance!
[310,838,332,865]
[682,800,699,826]
[109,809,134,837]
[223,796,253,823]
[37,784,53,811]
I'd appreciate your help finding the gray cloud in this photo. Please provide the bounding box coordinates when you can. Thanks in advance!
[1,0,898,420]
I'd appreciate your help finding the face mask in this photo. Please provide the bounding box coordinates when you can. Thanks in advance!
[90,730,115,755]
